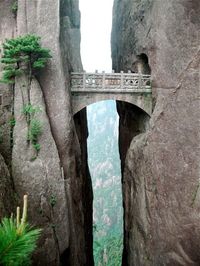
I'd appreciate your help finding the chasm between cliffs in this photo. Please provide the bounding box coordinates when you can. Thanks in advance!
[74,0,151,265]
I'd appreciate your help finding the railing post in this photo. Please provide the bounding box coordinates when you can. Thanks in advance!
[83,71,86,89]
[148,75,152,88]
[138,73,142,89]
[120,71,124,89]
[102,71,105,89]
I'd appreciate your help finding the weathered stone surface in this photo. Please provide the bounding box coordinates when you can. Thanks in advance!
[71,72,152,115]
[72,91,152,116]
[0,153,14,218]
[112,0,200,265]
[0,0,16,223]
[13,0,92,265]
[12,75,69,265]
[0,0,93,265]
[0,0,16,165]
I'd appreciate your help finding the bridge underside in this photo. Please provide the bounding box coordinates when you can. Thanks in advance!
[72,92,152,116]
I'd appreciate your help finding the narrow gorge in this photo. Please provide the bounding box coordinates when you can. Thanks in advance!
[0,0,200,266]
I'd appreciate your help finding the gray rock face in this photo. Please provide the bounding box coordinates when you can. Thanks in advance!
[12,74,69,265]
[0,0,16,165]
[0,0,16,221]
[0,0,93,265]
[0,153,14,218]
[112,0,200,265]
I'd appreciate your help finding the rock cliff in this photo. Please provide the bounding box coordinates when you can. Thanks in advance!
[0,0,93,265]
[0,0,17,219]
[112,0,200,265]
[1,0,199,265]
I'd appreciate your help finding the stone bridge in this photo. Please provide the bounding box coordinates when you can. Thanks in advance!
[71,71,152,116]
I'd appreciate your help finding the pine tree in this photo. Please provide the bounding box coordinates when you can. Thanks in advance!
[0,195,41,266]
[0,34,51,83]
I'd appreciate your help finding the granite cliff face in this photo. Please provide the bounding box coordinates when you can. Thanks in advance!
[0,0,17,226]
[1,0,199,265]
[0,0,92,265]
[112,0,200,265]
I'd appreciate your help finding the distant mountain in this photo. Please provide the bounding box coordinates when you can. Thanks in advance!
[87,100,123,265]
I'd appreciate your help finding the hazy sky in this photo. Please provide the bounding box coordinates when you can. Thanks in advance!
[79,0,114,72]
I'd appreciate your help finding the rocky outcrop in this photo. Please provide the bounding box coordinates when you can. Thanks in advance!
[0,0,16,165]
[112,0,200,265]
[12,74,69,265]
[0,153,14,218]
[0,0,93,265]
[0,0,17,220]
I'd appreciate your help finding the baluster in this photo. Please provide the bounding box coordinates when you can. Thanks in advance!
[95,70,98,86]
[83,72,86,89]
[102,71,105,89]
[120,71,124,89]
[138,74,142,89]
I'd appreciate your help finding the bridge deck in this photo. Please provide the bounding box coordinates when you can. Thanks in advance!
[71,72,151,93]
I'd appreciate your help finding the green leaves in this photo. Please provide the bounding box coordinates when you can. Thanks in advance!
[0,69,22,84]
[49,195,57,208]
[11,1,18,16]
[0,218,41,266]
[33,58,47,69]
[0,35,48,156]
[0,34,52,83]
[0,195,41,266]
[22,104,41,117]
[93,234,123,266]
[21,104,43,154]
[28,119,42,153]
[28,118,42,155]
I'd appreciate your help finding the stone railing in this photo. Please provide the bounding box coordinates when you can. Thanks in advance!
[71,71,151,92]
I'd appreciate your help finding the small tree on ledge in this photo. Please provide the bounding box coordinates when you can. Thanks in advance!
[0,34,52,84]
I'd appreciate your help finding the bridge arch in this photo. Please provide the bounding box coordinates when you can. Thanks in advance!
[72,92,152,116]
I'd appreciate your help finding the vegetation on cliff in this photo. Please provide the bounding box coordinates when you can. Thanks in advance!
[0,34,51,156]
[0,34,51,84]
[0,195,41,266]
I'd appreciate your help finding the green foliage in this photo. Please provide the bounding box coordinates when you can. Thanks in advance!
[0,219,41,266]
[0,68,22,84]
[11,1,18,16]
[32,143,41,152]
[93,234,123,266]
[0,34,51,83]
[49,195,57,208]
[0,195,41,266]
[28,119,42,153]
[21,104,42,154]
[29,119,42,141]
[22,104,41,117]
[9,117,16,127]
[87,101,123,265]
